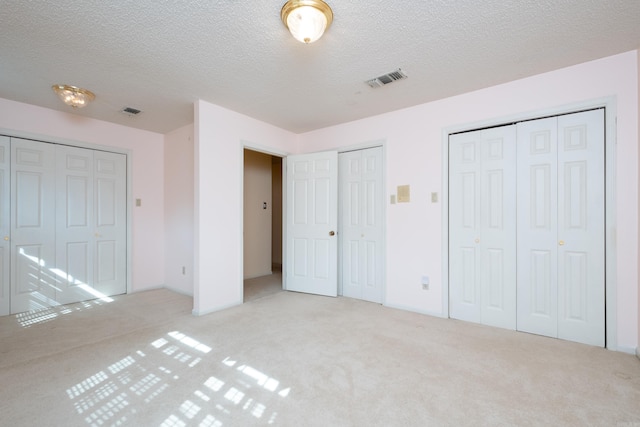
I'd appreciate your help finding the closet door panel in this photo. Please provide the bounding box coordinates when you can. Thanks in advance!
[0,137,9,316]
[557,109,605,346]
[360,147,383,303]
[56,145,94,304]
[517,117,558,338]
[480,126,516,329]
[93,151,127,296]
[449,132,482,323]
[450,126,515,328]
[11,138,56,312]
[338,147,383,303]
[340,152,361,299]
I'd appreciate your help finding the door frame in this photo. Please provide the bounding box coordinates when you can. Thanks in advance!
[440,97,618,350]
[240,141,289,300]
[0,128,133,302]
[240,140,387,304]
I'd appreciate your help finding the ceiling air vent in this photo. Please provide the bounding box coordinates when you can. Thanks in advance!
[365,69,408,88]
[121,107,142,116]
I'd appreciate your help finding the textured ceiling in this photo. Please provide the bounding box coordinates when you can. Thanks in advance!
[1,1,639,134]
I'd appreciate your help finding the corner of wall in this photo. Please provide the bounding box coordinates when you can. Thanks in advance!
[637,47,640,355]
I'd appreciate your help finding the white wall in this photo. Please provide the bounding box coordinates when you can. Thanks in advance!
[243,149,272,279]
[165,124,194,295]
[299,51,639,351]
[0,97,166,292]
[194,101,297,315]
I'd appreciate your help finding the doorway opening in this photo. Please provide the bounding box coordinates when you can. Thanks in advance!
[243,149,283,302]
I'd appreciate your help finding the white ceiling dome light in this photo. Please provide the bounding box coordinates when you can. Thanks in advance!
[281,0,333,44]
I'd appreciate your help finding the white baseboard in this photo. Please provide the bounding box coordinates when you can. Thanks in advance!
[163,285,194,297]
[243,271,273,280]
[129,284,164,293]
[383,302,447,319]
[614,345,638,355]
[192,300,242,316]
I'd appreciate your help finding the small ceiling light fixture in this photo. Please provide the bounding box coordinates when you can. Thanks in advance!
[51,84,95,108]
[281,0,333,44]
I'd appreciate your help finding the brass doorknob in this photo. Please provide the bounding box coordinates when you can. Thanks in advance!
[329,231,335,236]
[3,236,8,241]
[475,238,480,243]
[559,240,565,246]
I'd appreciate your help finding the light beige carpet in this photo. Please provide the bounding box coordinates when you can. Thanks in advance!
[244,272,282,303]
[1,289,639,426]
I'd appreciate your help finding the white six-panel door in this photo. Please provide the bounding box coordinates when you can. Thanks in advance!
[339,147,384,303]
[517,110,605,346]
[286,152,338,297]
[449,125,517,329]
[56,145,95,304]
[11,138,57,313]
[93,150,127,296]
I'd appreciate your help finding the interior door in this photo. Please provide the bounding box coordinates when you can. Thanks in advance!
[449,125,517,329]
[285,151,338,297]
[339,147,384,303]
[11,138,56,313]
[0,136,10,316]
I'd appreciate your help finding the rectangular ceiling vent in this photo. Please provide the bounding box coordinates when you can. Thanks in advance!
[365,69,408,88]
[121,107,142,116]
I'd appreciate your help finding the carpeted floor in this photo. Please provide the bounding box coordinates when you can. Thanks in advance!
[0,288,639,426]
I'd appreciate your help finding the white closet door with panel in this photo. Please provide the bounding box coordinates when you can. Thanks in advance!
[11,138,57,313]
[56,145,95,304]
[0,137,127,316]
[0,136,10,316]
[339,147,384,303]
[556,110,605,345]
[516,117,560,338]
[449,125,517,329]
[93,150,127,297]
[517,110,605,347]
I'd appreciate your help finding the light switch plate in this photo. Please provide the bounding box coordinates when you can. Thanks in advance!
[431,192,438,203]
[390,195,396,204]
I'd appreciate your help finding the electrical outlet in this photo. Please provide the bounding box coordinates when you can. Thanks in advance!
[421,275,429,290]
[182,266,186,275]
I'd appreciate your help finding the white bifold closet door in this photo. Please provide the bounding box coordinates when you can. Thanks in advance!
[0,136,11,315]
[450,109,605,347]
[55,145,127,304]
[11,138,57,313]
[449,125,517,329]
[2,138,126,315]
[517,109,605,347]
[339,147,384,303]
